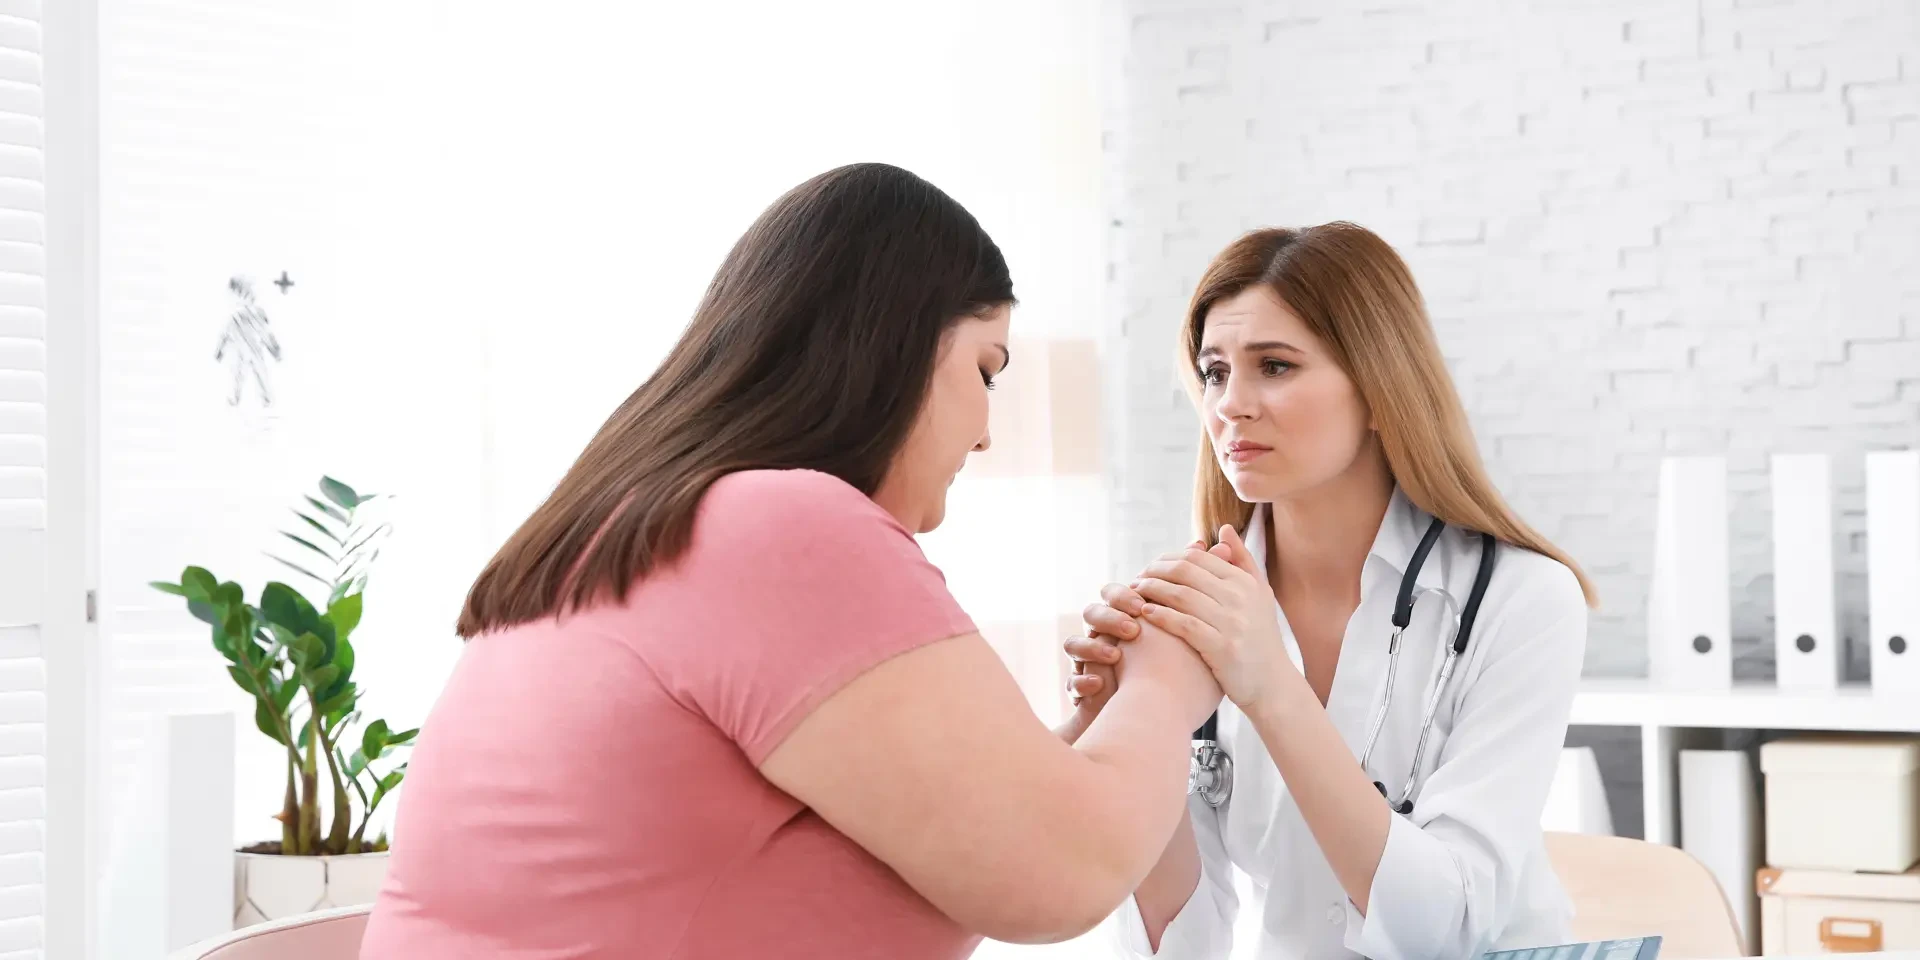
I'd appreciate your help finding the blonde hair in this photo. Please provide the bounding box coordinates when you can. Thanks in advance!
[1180,222,1598,607]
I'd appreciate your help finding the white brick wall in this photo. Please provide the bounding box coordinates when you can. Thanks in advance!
[1100,0,1920,683]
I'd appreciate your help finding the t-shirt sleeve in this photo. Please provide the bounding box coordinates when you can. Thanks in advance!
[657,469,977,765]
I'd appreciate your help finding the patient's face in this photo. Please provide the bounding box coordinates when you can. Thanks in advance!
[1197,286,1372,504]
[875,306,1011,533]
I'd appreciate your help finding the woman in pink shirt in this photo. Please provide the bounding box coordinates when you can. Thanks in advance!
[358,162,1222,959]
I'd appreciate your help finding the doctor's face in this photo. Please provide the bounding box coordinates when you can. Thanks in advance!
[874,307,1011,534]
[1198,286,1376,503]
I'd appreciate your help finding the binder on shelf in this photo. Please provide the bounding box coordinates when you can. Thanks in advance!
[1649,456,1732,690]
[1681,749,1760,953]
[1773,453,1840,691]
[1867,450,1920,695]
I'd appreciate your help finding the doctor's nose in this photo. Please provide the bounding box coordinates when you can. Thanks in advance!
[1214,373,1259,422]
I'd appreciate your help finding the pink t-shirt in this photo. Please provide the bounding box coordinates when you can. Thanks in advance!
[359,469,982,959]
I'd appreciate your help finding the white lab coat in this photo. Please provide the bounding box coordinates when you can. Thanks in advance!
[1111,488,1588,960]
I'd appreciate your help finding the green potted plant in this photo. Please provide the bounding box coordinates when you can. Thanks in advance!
[150,476,416,925]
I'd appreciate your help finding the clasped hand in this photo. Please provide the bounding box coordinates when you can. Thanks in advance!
[1066,524,1287,720]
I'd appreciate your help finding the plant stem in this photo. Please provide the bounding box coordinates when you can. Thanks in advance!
[267,682,302,854]
[317,723,351,854]
[280,759,298,853]
[346,758,372,852]
[300,714,320,855]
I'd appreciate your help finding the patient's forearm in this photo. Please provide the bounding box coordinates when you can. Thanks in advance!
[1132,810,1202,950]
[1046,677,1199,914]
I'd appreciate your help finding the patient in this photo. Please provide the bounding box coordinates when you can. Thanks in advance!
[358,162,1221,959]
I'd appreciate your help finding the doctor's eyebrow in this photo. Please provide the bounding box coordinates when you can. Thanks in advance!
[1196,340,1303,361]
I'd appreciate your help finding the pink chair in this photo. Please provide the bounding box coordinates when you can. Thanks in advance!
[168,905,370,960]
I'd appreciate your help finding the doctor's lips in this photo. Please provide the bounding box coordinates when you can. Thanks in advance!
[1224,440,1271,463]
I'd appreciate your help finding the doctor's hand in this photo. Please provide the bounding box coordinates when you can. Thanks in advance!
[1060,608,1220,741]
[1125,526,1291,715]
[1078,539,1211,651]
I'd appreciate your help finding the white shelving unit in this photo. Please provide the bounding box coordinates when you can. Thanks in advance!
[1570,678,1920,845]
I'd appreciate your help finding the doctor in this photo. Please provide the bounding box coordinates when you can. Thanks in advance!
[1064,222,1596,960]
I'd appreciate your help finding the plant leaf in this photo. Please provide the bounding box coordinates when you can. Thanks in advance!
[303,495,348,524]
[318,685,357,718]
[186,599,219,627]
[327,592,363,640]
[307,665,340,693]
[274,678,299,712]
[261,582,320,636]
[267,554,331,589]
[319,477,361,511]
[293,510,345,546]
[227,665,262,697]
[181,567,218,601]
[345,748,368,779]
[322,698,354,733]
[207,623,236,662]
[386,727,419,746]
[360,719,390,759]
[288,632,324,670]
[255,700,287,745]
[278,532,337,563]
[325,636,355,699]
[216,609,250,664]
[267,622,299,653]
[311,616,337,663]
[150,580,185,596]
[341,523,390,560]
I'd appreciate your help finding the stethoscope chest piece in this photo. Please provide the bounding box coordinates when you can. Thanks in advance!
[1189,738,1233,808]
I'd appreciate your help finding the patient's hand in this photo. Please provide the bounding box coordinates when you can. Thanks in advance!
[1066,559,1164,706]
[1058,567,1219,746]
[1057,630,1121,744]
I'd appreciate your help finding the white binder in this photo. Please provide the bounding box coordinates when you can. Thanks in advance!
[1681,749,1761,953]
[1867,450,1920,695]
[1649,456,1732,689]
[1772,454,1839,690]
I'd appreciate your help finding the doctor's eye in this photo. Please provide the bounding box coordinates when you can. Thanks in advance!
[1198,363,1227,385]
[980,368,997,391]
[1261,359,1295,377]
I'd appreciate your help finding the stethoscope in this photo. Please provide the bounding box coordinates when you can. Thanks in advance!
[1187,517,1498,817]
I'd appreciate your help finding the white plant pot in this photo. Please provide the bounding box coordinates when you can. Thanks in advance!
[233,850,389,927]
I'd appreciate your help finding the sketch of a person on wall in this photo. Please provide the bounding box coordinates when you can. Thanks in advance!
[215,275,282,407]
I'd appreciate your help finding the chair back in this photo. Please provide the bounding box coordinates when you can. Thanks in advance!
[167,905,370,960]
[1545,832,1745,957]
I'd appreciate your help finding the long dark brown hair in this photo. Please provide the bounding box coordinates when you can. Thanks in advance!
[457,163,1015,637]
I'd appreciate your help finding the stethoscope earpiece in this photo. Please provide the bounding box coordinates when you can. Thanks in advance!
[1188,517,1499,815]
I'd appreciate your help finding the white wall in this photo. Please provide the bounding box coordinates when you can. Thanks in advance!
[1102,0,1920,682]
[1100,0,1920,839]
